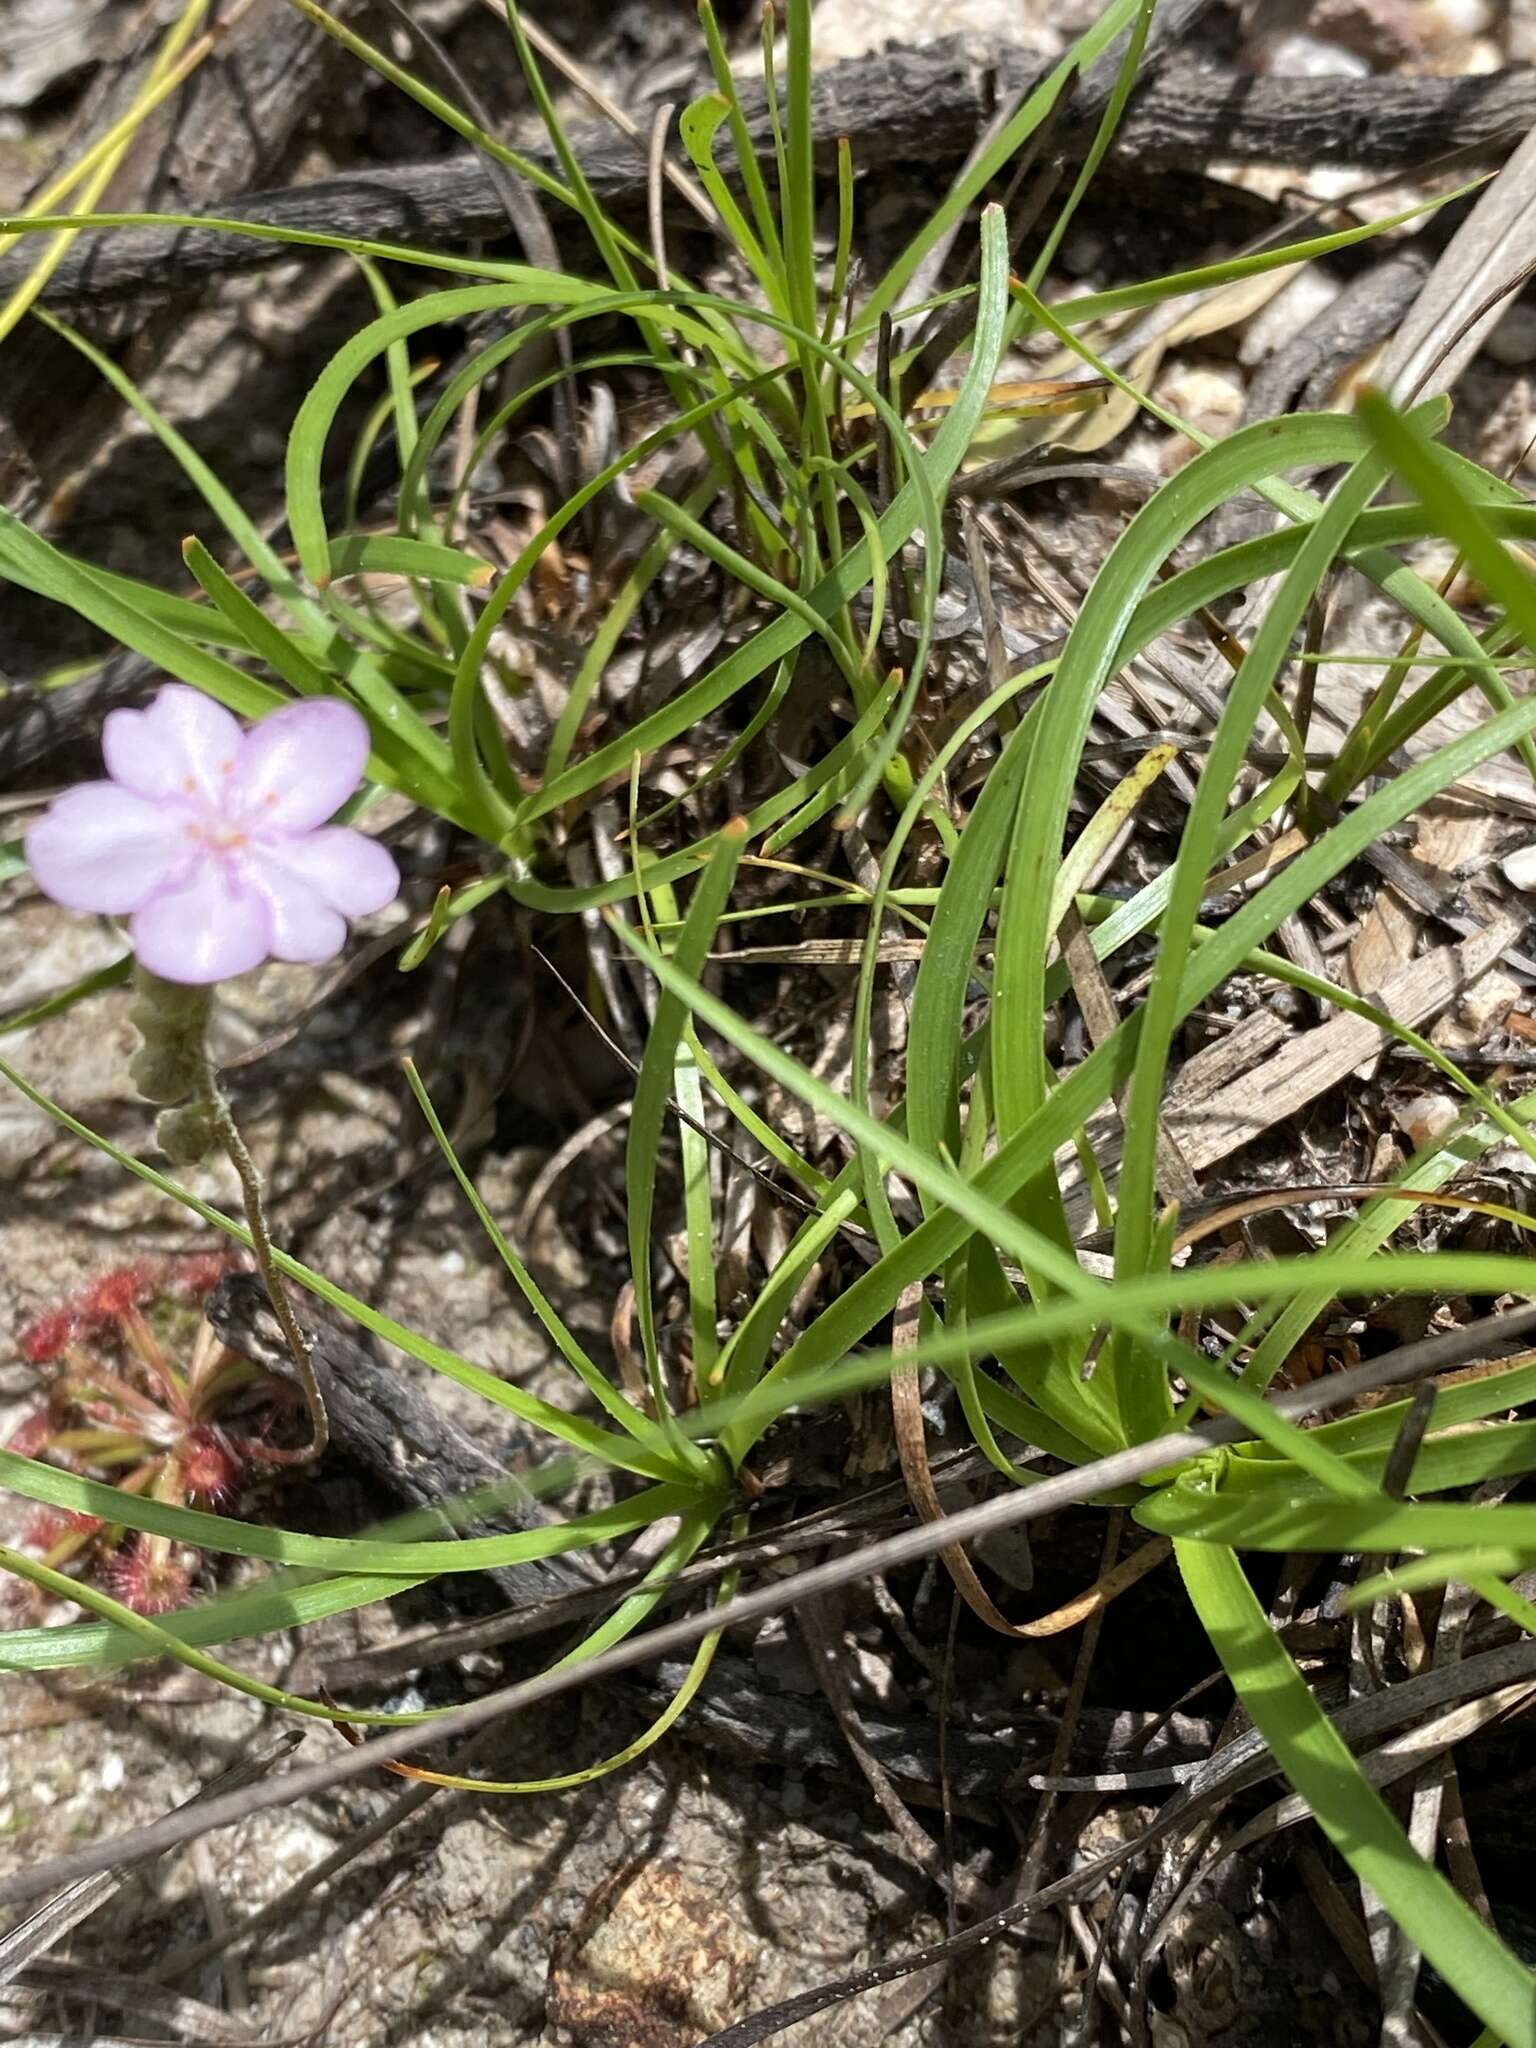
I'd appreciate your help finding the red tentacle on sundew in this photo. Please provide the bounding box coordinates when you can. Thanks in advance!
[81,1261,162,1325]
[19,1307,82,1366]
[109,1536,193,1616]
[181,1426,243,1504]
[4,1256,283,1617]
[6,1409,56,1460]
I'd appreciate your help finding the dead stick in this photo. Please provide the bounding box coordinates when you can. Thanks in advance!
[6,47,1530,311]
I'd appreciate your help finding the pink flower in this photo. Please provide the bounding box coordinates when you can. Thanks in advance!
[27,687,399,984]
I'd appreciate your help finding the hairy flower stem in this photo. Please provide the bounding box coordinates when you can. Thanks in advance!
[195,1044,328,1464]
[130,966,327,1461]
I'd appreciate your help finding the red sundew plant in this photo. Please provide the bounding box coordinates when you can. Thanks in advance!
[5,1255,295,1615]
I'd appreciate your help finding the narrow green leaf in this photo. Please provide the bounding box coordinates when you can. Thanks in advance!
[1178,1541,1536,2045]
[0,1447,710,1575]
[324,534,493,588]
[624,821,748,1441]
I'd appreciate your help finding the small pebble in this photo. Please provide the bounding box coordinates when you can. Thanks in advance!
[1501,845,1536,893]
[1393,1091,1460,1145]
[1312,0,1420,67]
[1250,30,1370,77]
[1240,269,1342,368]
[1058,228,1106,280]
[1155,360,1246,446]
[1419,0,1496,40]
[806,0,1037,63]
[1485,303,1536,368]
[99,1754,125,1792]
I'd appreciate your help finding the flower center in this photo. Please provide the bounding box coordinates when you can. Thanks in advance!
[181,818,249,853]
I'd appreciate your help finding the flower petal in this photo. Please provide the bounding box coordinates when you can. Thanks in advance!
[260,828,400,917]
[129,859,272,984]
[102,686,244,804]
[229,700,371,831]
[27,783,190,915]
[248,862,348,966]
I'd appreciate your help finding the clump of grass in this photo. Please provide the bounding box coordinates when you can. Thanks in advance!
[2,0,1536,2035]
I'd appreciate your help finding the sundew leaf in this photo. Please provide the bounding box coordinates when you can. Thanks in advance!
[0,1051,694,1484]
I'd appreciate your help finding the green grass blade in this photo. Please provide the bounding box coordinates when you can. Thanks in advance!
[1177,1540,1536,2046]
[0,1051,683,1480]
[0,1445,710,1576]
[861,0,1140,325]
[1019,0,1152,299]
[0,1567,424,1674]
[756,684,1536,1408]
[626,821,747,1442]
[1358,383,1536,656]
[1112,446,1393,1440]
[400,1059,687,1461]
